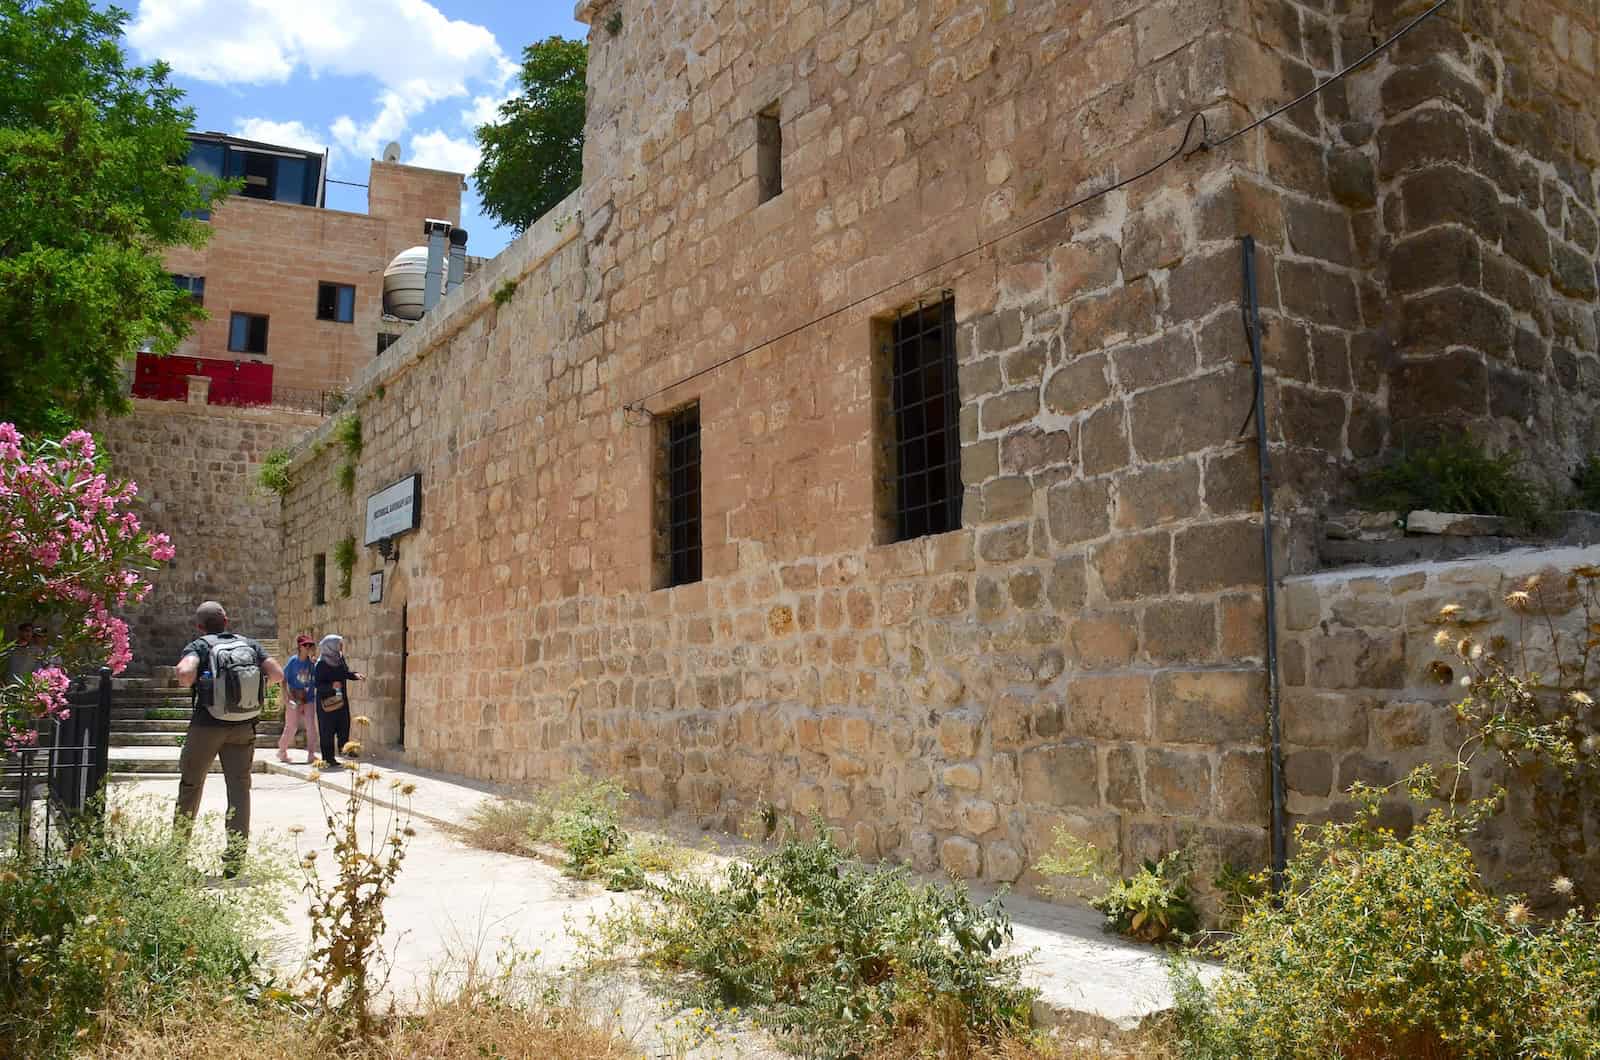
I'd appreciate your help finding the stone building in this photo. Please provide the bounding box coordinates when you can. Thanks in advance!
[273,0,1600,888]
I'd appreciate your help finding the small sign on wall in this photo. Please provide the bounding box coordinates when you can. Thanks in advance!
[369,570,384,604]
[364,474,421,546]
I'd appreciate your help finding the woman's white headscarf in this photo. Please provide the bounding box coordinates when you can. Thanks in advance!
[318,634,344,666]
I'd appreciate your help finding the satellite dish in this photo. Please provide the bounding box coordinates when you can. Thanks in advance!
[382,141,402,163]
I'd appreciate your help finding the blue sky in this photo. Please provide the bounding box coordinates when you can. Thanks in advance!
[120,0,587,257]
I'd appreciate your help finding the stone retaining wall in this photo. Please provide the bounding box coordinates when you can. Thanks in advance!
[96,400,321,669]
[1281,545,1599,895]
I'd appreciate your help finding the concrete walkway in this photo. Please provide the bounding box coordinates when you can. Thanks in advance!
[117,749,1203,1045]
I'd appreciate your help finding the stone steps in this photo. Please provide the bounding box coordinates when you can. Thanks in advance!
[108,747,272,776]
[109,730,284,749]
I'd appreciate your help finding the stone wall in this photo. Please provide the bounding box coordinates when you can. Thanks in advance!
[1231,0,1600,492]
[1280,545,1599,897]
[274,0,1598,889]
[96,399,322,668]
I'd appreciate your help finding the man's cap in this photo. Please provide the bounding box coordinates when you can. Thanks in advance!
[296,634,315,647]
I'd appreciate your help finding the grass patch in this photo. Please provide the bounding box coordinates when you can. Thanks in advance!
[1358,435,1547,527]
[1,797,290,1058]
[465,777,696,890]
[89,970,637,1059]
[590,822,1036,1060]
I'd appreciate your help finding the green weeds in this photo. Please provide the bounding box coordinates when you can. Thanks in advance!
[593,822,1035,1060]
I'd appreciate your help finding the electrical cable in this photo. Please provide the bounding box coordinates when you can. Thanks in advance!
[621,0,1454,415]
[1207,0,1454,151]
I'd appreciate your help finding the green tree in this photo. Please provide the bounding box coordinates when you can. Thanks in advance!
[472,36,587,233]
[0,0,227,434]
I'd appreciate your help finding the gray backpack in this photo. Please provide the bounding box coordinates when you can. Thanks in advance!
[197,634,264,722]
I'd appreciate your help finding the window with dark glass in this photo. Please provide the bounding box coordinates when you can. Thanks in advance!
[757,103,782,203]
[655,404,702,589]
[317,282,356,323]
[228,312,269,355]
[313,554,327,606]
[376,332,400,355]
[186,138,323,208]
[888,295,962,542]
[171,274,205,307]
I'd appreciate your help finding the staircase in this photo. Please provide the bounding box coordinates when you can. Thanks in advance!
[107,665,289,780]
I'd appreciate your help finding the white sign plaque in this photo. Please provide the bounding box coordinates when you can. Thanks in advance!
[364,474,421,545]
[368,571,384,604]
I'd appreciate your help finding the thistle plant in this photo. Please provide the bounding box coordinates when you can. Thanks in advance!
[295,717,416,1038]
[1429,565,1599,906]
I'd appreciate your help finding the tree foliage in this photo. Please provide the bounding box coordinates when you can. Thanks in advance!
[472,36,587,233]
[0,0,228,433]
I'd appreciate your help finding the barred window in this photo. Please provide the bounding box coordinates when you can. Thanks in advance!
[887,295,962,541]
[655,403,702,588]
[313,553,327,606]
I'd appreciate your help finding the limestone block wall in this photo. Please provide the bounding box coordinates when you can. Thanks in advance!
[96,400,322,668]
[1279,545,1600,897]
[274,0,1599,892]
[1232,0,1600,490]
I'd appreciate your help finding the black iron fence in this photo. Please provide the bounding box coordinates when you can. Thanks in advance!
[3,668,113,851]
[269,385,349,416]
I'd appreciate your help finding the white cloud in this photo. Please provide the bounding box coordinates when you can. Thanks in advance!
[461,91,513,130]
[406,129,480,175]
[232,118,328,154]
[330,91,416,160]
[128,0,509,101]
[130,0,508,159]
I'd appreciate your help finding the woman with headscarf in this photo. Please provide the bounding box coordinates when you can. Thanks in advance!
[313,633,364,770]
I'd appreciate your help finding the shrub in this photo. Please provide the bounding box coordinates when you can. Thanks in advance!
[465,777,694,890]
[1034,829,1199,944]
[333,535,356,598]
[0,425,173,748]
[603,822,1035,1059]
[255,447,292,497]
[0,798,287,1058]
[1358,435,1546,526]
[1172,779,1600,1059]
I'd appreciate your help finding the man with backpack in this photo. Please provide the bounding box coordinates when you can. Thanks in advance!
[173,600,285,876]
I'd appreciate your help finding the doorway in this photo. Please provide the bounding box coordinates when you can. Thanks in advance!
[398,604,408,750]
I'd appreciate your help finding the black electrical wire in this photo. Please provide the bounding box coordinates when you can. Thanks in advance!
[1207,0,1454,151]
[621,0,1455,416]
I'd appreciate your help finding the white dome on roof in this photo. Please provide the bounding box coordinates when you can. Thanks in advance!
[382,246,430,320]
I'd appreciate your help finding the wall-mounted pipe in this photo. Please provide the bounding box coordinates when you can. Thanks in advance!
[1241,235,1288,886]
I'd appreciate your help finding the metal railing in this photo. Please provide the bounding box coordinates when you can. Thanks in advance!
[268,385,348,415]
[3,668,113,852]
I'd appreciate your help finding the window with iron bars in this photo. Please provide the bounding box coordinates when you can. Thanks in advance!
[654,403,702,589]
[884,295,962,542]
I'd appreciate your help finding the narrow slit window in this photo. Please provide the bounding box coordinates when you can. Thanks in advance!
[657,404,702,588]
[317,282,356,323]
[228,312,269,354]
[757,103,782,203]
[889,295,962,541]
[313,554,327,606]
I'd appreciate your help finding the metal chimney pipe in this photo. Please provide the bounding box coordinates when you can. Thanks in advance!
[446,227,469,295]
[421,218,451,313]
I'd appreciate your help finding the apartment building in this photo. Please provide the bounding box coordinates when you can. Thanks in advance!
[139,132,466,404]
